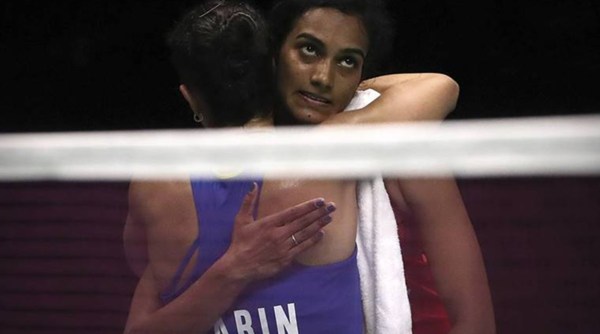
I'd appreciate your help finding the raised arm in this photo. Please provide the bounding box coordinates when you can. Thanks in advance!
[385,178,496,334]
[124,181,335,334]
[323,73,459,125]
[319,71,494,332]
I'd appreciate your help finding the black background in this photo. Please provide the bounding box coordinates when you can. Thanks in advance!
[1,0,599,132]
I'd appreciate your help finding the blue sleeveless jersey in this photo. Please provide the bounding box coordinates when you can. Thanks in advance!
[161,178,364,334]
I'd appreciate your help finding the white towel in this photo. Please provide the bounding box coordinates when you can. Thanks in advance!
[346,90,412,334]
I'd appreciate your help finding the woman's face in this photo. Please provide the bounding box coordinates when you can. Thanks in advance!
[276,7,369,124]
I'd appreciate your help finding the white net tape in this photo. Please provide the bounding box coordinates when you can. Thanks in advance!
[1,115,599,180]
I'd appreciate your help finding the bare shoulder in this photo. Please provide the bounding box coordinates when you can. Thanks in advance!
[128,180,199,289]
[128,179,194,227]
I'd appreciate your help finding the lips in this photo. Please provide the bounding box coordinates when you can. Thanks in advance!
[298,91,332,105]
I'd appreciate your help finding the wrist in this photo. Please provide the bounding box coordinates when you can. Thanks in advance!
[213,252,253,288]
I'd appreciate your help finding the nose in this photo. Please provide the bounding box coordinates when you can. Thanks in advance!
[309,59,333,91]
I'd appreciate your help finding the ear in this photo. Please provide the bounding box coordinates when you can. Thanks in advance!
[179,84,198,112]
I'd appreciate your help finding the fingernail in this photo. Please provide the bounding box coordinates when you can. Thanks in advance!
[315,198,325,207]
[326,203,336,212]
[248,182,257,193]
[321,216,332,224]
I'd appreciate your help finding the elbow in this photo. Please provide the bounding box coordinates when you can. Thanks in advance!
[424,73,459,117]
[435,74,460,114]
[444,74,460,100]
[447,76,460,111]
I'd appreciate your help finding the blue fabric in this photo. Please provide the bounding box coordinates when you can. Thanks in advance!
[162,178,363,333]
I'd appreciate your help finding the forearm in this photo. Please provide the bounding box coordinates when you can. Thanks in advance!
[325,73,459,125]
[395,177,495,333]
[125,256,248,334]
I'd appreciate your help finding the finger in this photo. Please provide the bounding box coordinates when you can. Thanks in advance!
[235,182,259,224]
[288,215,331,248]
[289,230,325,257]
[263,197,326,227]
[283,202,336,237]
[289,233,301,248]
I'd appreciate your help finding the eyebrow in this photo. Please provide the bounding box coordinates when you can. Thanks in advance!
[296,33,366,59]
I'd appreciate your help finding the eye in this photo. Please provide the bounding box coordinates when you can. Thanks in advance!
[339,56,357,69]
[300,44,318,57]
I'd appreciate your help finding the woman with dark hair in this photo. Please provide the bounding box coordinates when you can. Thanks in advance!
[124,1,494,333]
[166,0,272,127]
[267,2,494,332]
[266,1,494,333]
[125,3,339,334]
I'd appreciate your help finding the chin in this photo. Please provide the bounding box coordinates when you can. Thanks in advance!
[295,113,325,125]
[292,108,330,125]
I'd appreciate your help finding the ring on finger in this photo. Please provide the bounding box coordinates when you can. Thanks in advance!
[291,234,299,246]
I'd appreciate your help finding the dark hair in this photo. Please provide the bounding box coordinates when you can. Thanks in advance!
[167,0,272,127]
[269,0,394,79]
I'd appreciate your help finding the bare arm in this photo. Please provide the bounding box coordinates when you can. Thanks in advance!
[323,73,459,125]
[125,253,250,334]
[123,213,148,277]
[385,178,496,334]
[318,71,492,331]
[124,182,335,334]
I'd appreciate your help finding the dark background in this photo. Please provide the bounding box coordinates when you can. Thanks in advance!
[1,0,599,132]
